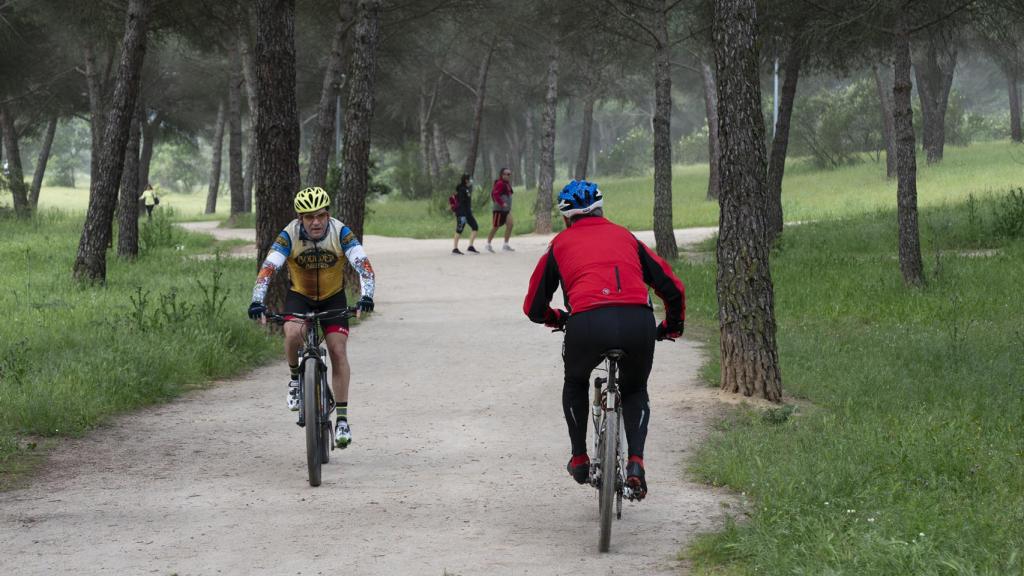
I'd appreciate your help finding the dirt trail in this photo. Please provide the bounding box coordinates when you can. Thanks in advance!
[1,224,733,576]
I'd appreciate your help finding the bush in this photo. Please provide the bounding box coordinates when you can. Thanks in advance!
[388,142,433,199]
[139,206,184,251]
[992,187,1024,239]
[792,78,883,168]
[675,125,710,166]
[597,127,651,176]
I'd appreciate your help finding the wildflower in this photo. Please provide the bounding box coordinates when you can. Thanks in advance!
[867,517,875,523]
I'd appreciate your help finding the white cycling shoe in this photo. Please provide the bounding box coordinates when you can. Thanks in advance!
[335,420,352,448]
[286,380,301,411]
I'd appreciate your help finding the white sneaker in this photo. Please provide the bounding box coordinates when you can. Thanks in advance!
[286,380,301,411]
[486,244,495,253]
[502,244,515,252]
[335,420,352,448]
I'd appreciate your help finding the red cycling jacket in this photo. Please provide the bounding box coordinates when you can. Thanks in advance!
[523,216,685,328]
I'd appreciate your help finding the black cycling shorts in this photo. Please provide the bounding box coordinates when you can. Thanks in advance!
[456,213,478,234]
[284,290,350,335]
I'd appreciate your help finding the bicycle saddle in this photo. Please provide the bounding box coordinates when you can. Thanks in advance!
[603,349,626,360]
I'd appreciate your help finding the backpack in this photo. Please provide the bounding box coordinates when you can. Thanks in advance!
[448,193,458,213]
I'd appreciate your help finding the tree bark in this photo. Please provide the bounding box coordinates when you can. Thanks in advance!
[701,61,721,201]
[433,122,451,171]
[574,94,595,180]
[1009,71,1022,143]
[29,114,59,210]
[873,63,898,178]
[652,1,677,259]
[73,0,150,282]
[524,110,536,188]
[117,100,143,259]
[418,86,435,183]
[241,11,259,212]
[84,43,106,197]
[206,99,226,214]
[766,39,802,244]
[306,7,347,188]
[913,30,957,164]
[228,39,245,215]
[254,0,302,310]
[0,103,30,218]
[463,44,495,180]
[337,0,382,242]
[713,0,782,402]
[139,111,159,189]
[893,27,926,287]
[535,45,559,235]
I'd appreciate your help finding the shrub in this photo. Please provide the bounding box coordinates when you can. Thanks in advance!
[597,127,651,176]
[992,187,1024,239]
[675,125,710,166]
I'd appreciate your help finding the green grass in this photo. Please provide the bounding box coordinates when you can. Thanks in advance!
[0,209,279,487]
[678,197,1024,575]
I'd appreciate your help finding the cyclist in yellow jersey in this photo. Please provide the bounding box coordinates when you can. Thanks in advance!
[247,187,375,448]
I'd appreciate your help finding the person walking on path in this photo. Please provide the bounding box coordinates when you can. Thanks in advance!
[486,167,515,252]
[139,184,159,219]
[452,174,480,255]
[523,180,686,500]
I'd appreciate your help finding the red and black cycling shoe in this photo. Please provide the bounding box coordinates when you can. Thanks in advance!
[567,454,590,484]
[626,456,647,500]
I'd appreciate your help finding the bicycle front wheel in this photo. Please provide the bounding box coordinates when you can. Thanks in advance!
[320,369,332,464]
[598,408,619,552]
[304,362,322,487]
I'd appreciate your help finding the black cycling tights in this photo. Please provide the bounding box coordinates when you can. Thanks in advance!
[562,306,656,459]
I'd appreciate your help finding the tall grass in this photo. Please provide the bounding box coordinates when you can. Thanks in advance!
[679,196,1024,574]
[0,210,278,487]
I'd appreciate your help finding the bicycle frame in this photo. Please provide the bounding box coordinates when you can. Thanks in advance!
[589,354,634,502]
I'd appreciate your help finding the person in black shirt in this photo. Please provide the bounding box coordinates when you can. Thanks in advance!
[453,173,480,254]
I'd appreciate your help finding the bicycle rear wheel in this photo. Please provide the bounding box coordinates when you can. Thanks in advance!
[304,362,322,487]
[598,406,619,552]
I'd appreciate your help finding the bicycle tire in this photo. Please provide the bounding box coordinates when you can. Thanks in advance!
[320,367,331,464]
[599,407,618,552]
[304,361,322,487]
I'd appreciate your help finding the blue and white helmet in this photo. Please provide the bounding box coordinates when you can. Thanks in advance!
[557,180,603,218]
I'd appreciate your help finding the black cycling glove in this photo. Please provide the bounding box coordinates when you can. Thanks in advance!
[357,295,374,313]
[248,301,266,320]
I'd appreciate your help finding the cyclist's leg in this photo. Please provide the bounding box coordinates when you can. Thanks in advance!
[324,331,350,403]
[563,312,605,456]
[617,307,657,459]
[283,291,312,371]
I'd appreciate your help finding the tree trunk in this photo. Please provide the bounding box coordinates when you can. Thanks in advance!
[463,44,495,180]
[652,1,677,260]
[241,10,259,212]
[29,114,58,210]
[574,94,595,180]
[0,104,30,218]
[766,39,802,244]
[254,0,302,310]
[139,111,159,188]
[418,87,435,183]
[337,0,382,242]
[701,61,721,201]
[433,122,451,171]
[228,40,245,215]
[874,63,898,178]
[84,43,106,197]
[535,45,559,235]
[913,30,956,164]
[1009,71,1022,143]
[524,111,536,188]
[73,0,150,282]
[206,99,226,214]
[893,27,925,287]
[713,0,782,402]
[117,100,143,259]
[306,7,347,188]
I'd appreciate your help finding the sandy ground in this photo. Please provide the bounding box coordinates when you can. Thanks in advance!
[0,223,734,576]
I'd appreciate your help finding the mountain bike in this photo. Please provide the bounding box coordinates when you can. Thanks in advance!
[268,307,357,487]
[589,348,637,553]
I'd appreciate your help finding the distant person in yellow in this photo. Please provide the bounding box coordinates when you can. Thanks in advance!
[139,184,158,219]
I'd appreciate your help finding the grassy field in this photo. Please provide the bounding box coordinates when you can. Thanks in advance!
[0,209,279,489]
[674,195,1024,574]
[9,141,1020,239]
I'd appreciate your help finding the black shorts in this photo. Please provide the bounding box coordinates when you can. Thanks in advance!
[456,213,478,234]
[284,290,350,335]
[492,211,509,227]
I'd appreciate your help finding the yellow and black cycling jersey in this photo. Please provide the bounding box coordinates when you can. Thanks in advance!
[251,218,375,303]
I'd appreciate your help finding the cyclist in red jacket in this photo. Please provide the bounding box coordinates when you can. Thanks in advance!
[523,180,685,500]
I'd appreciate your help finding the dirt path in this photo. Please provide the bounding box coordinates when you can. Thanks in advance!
[1,225,733,575]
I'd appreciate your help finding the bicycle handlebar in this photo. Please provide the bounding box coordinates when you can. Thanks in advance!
[265,307,359,324]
